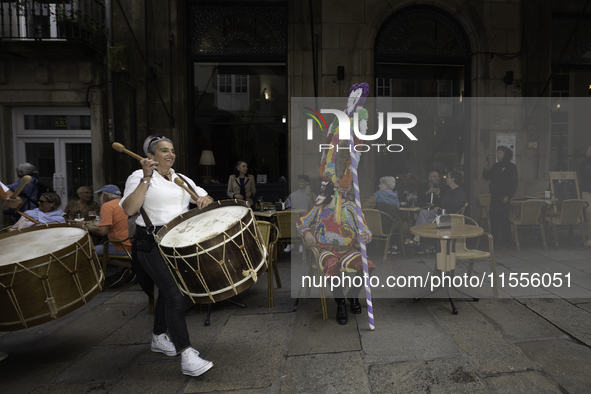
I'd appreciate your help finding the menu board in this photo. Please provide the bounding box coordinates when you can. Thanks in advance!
[549,171,580,212]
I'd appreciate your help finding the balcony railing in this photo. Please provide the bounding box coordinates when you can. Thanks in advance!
[0,0,106,52]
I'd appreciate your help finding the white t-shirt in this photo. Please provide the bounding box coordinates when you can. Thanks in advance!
[120,169,207,227]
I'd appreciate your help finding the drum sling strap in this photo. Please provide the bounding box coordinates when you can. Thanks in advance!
[139,174,198,235]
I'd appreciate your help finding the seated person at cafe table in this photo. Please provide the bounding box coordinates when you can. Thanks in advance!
[10,192,66,231]
[405,171,467,253]
[83,184,134,288]
[362,176,401,254]
[417,170,449,207]
[284,174,316,252]
[297,181,373,325]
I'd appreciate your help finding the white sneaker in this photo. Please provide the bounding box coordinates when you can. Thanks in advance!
[151,333,178,356]
[298,245,303,253]
[284,244,293,252]
[181,348,213,377]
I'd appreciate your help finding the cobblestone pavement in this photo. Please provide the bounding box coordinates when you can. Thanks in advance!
[1,234,591,393]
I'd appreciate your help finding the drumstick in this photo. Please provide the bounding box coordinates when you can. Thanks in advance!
[112,142,144,161]
[10,175,32,199]
[174,177,200,201]
[16,210,40,224]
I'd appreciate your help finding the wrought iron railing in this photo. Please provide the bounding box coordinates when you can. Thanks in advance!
[0,0,106,52]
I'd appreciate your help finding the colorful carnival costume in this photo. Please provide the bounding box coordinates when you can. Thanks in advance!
[296,199,374,277]
[302,82,374,325]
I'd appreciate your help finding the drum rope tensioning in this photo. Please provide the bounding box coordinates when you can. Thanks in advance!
[0,224,104,330]
[155,200,268,304]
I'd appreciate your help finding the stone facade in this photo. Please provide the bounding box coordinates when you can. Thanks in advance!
[1,0,591,216]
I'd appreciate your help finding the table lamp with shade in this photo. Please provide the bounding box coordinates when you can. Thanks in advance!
[199,150,216,183]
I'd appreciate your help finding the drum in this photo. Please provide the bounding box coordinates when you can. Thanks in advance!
[156,199,267,304]
[0,224,104,331]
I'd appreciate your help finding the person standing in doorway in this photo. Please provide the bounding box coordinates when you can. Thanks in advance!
[483,146,518,248]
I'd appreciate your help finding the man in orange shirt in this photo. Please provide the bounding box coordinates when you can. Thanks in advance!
[85,184,133,287]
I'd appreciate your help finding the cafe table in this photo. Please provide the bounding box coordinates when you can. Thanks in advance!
[410,222,484,314]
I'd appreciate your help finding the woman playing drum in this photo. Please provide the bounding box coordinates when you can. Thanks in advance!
[120,135,214,377]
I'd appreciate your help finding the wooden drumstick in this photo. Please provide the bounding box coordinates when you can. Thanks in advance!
[174,177,200,201]
[112,142,144,161]
[10,175,32,199]
[17,210,40,224]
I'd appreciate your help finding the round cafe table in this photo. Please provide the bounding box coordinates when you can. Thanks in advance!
[410,223,484,314]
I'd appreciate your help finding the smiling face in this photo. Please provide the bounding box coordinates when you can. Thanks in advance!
[148,141,176,172]
[38,196,55,213]
[237,162,248,176]
[298,178,309,191]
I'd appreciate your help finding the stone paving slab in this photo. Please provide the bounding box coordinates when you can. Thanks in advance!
[108,359,184,394]
[520,298,591,347]
[281,352,370,394]
[470,298,563,341]
[368,358,488,394]
[104,289,153,305]
[99,308,153,346]
[184,313,294,393]
[185,308,234,357]
[484,371,563,394]
[429,302,535,375]
[1,303,146,365]
[0,362,68,393]
[29,382,115,393]
[288,298,360,356]
[53,344,147,383]
[517,339,591,393]
[360,299,461,364]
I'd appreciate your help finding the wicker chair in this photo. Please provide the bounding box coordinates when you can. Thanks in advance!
[456,203,468,215]
[449,214,498,297]
[545,199,588,250]
[302,242,359,320]
[276,210,305,262]
[476,194,491,229]
[255,221,282,308]
[509,200,548,251]
[362,208,404,262]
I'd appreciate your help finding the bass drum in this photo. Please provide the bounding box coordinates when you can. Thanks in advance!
[155,199,267,304]
[0,224,104,331]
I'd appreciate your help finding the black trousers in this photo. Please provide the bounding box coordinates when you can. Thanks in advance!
[135,227,192,353]
[489,194,511,245]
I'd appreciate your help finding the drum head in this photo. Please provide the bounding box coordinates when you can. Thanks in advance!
[0,226,87,267]
[160,205,249,248]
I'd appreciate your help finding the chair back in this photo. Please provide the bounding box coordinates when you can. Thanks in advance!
[476,194,490,219]
[275,210,302,241]
[255,221,279,258]
[362,208,388,237]
[456,202,468,215]
[557,199,587,225]
[517,200,544,225]
[447,214,479,253]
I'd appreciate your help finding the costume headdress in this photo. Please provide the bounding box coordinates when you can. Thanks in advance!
[318,83,369,191]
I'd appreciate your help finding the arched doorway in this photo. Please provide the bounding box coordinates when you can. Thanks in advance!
[373,5,472,198]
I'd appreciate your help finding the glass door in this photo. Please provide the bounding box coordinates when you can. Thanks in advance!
[12,108,92,209]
